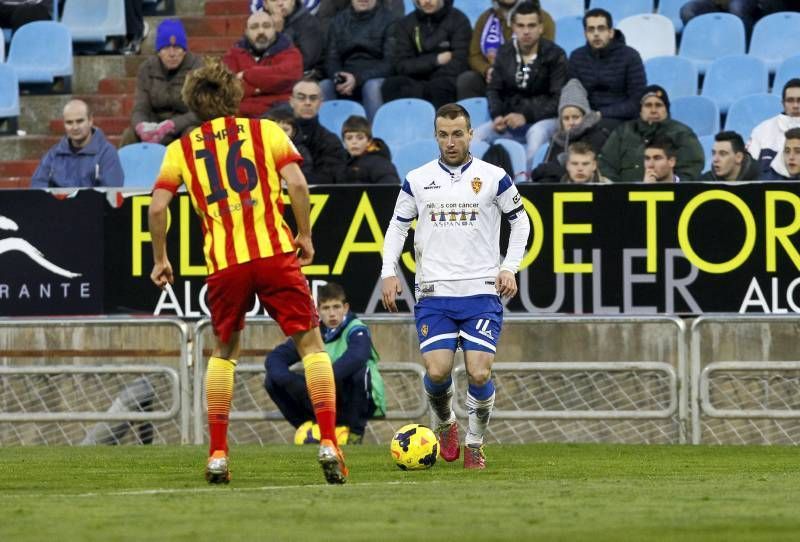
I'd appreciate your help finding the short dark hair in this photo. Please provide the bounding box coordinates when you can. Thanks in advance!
[341,115,372,139]
[567,141,596,158]
[714,131,746,155]
[645,136,676,158]
[785,127,800,141]
[511,1,541,24]
[264,106,295,125]
[782,78,800,102]
[583,8,613,29]
[435,103,471,130]
[318,282,347,304]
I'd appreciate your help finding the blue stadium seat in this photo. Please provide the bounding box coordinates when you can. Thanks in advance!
[470,140,489,159]
[318,100,366,141]
[372,98,436,149]
[119,143,167,188]
[393,139,439,181]
[671,96,720,137]
[541,0,584,21]
[657,0,685,33]
[589,0,654,22]
[679,13,745,75]
[457,97,491,128]
[773,54,800,97]
[531,142,549,168]
[701,54,768,114]
[748,11,800,73]
[699,134,714,172]
[555,16,586,58]
[403,0,414,15]
[456,0,485,27]
[0,28,5,62]
[62,0,126,49]
[616,14,675,62]
[7,21,73,91]
[0,64,20,135]
[494,138,528,183]
[724,93,782,141]
[644,56,698,99]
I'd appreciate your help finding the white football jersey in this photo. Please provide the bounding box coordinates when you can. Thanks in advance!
[381,156,530,299]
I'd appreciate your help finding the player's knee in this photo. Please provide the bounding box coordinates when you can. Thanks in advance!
[426,366,452,383]
[468,366,492,386]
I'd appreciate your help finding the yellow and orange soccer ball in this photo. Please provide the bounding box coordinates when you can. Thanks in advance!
[390,423,438,470]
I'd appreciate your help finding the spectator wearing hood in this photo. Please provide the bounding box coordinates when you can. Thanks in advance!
[121,19,203,147]
[748,78,800,175]
[334,115,400,184]
[599,85,705,182]
[223,10,303,118]
[567,8,646,126]
[530,78,610,183]
[258,0,324,77]
[381,0,471,108]
[700,131,761,181]
[457,0,554,100]
[764,127,800,181]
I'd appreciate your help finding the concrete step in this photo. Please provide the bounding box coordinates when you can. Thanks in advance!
[49,116,130,136]
[0,160,39,177]
[98,78,137,95]
[188,36,234,54]
[74,55,147,94]
[182,15,248,37]
[204,0,250,15]
[0,135,122,161]
[77,94,136,117]
[0,177,32,189]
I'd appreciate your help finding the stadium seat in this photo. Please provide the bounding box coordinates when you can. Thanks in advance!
[372,98,436,150]
[748,11,800,73]
[470,140,489,159]
[701,55,768,114]
[393,139,439,181]
[555,16,586,58]
[699,134,714,171]
[657,0,684,33]
[457,97,491,128]
[0,28,5,62]
[494,138,528,183]
[671,96,720,137]
[531,142,549,168]
[0,64,20,135]
[403,0,414,15]
[61,0,126,50]
[457,0,485,27]
[318,100,366,140]
[679,13,745,75]
[644,56,698,99]
[541,0,583,21]
[6,21,73,91]
[773,54,800,97]
[119,143,167,188]
[616,14,675,62]
[589,0,654,22]
[724,93,782,141]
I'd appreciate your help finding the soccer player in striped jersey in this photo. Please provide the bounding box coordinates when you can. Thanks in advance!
[381,103,530,469]
[148,58,347,484]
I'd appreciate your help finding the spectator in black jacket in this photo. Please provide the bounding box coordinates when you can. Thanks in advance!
[567,8,646,127]
[700,131,761,181]
[288,78,349,184]
[264,106,315,180]
[473,1,567,167]
[262,0,324,77]
[381,0,471,108]
[321,0,396,120]
[335,115,400,183]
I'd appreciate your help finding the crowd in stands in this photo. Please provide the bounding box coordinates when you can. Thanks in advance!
[3,0,800,187]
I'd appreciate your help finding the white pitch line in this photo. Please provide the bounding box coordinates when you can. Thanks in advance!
[3,480,422,500]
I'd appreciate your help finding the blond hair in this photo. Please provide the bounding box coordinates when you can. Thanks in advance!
[181,57,243,121]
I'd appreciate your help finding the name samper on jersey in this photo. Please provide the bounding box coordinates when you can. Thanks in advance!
[194,123,246,143]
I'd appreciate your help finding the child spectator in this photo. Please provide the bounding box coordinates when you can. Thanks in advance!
[335,115,400,184]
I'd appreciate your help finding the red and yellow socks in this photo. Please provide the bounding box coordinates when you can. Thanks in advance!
[302,351,337,445]
[206,356,236,455]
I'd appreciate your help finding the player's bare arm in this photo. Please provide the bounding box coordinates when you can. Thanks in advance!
[496,269,518,299]
[148,188,175,289]
[381,276,402,312]
[281,161,315,266]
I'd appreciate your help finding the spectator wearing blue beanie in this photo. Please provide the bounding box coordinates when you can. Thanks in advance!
[120,19,203,147]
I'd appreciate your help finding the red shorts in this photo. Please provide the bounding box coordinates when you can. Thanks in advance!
[205,252,319,343]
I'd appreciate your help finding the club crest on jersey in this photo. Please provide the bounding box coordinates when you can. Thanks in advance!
[471,178,482,194]
[420,324,429,337]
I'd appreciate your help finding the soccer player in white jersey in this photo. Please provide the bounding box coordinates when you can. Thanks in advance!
[380,103,531,469]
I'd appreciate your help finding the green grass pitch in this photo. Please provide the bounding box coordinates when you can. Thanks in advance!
[1,443,799,541]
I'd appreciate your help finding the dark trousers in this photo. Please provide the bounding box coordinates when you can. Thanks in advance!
[456,70,487,101]
[381,75,457,109]
[125,0,143,39]
[264,360,373,436]
[0,2,51,31]
[680,0,800,39]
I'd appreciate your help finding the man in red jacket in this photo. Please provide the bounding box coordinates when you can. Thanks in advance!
[223,10,303,118]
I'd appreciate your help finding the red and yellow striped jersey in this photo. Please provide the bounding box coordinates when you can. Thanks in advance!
[154,116,302,274]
